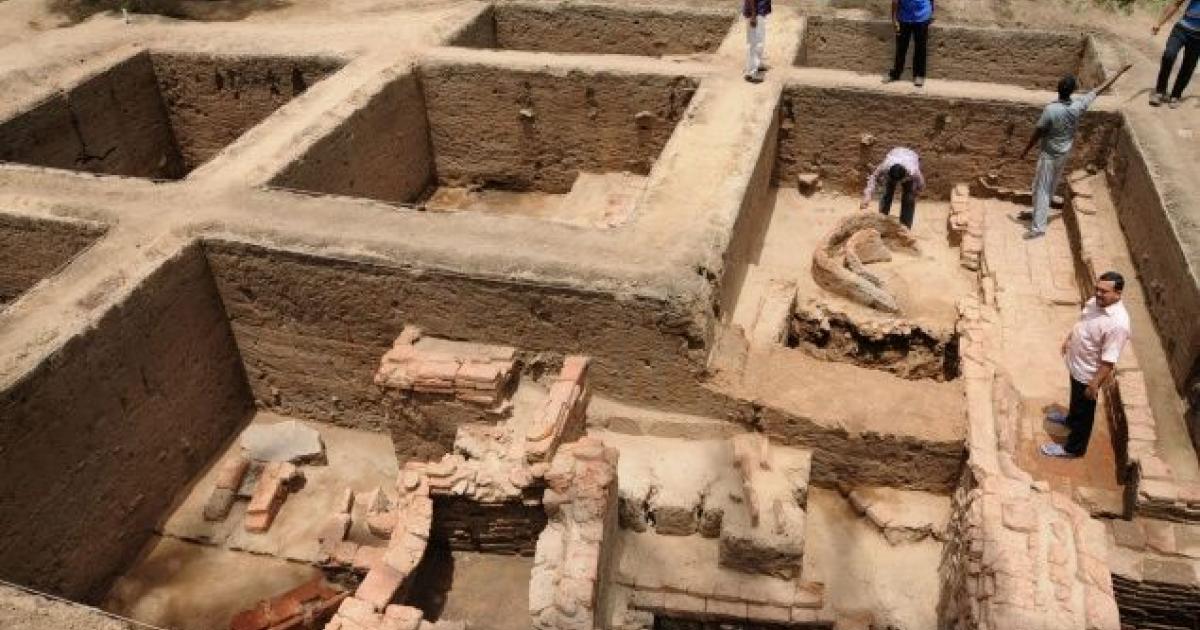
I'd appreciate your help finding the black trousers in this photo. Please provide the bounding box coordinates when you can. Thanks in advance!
[890,20,930,80]
[880,179,916,228]
[1155,24,1200,99]
[1064,377,1099,456]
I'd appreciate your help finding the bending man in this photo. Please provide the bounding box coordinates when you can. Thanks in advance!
[860,146,925,229]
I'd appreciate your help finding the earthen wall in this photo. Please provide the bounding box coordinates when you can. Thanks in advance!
[473,4,732,57]
[202,240,733,462]
[0,52,183,179]
[775,85,1121,197]
[0,245,253,602]
[150,53,342,172]
[798,18,1092,90]
[0,214,104,307]
[1107,122,1200,396]
[270,72,435,203]
[422,65,697,193]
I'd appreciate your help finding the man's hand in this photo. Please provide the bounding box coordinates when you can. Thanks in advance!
[859,200,870,211]
[892,21,900,33]
[749,15,757,28]
[1085,383,1100,400]
[1152,25,1161,35]
[1060,336,1069,357]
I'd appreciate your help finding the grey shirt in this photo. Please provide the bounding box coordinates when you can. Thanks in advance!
[1037,91,1097,156]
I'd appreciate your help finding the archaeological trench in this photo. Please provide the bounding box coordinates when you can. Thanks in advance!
[1,3,1199,630]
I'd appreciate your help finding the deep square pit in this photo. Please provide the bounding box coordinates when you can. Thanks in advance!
[270,65,698,228]
[0,51,343,180]
[450,3,733,57]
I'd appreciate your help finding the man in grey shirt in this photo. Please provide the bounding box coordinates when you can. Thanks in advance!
[1020,66,1130,239]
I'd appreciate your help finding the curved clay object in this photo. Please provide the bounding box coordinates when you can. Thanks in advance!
[811,213,918,313]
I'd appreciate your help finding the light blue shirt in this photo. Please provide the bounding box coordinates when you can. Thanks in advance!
[897,0,933,23]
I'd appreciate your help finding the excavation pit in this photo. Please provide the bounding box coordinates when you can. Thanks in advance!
[450,3,733,58]
[0,51,342,180]
[796,17,1107,90]
[0,212,104,309]
[270,65,697,228]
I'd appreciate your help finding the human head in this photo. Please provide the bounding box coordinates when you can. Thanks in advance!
[1095,271,1124,307]
[1057,75,1077,101]
[888,163,908,183]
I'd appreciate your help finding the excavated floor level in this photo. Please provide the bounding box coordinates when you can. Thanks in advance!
[1,2,1199,630]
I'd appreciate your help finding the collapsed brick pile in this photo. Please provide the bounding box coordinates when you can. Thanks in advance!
[530,437,619,630]
[375,326,517,407]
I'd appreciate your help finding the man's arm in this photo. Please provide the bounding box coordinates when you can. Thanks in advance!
[912,163,926,193]
[860,161,884,209]
[743,0,754,24]
[1086,362,1114,400]
[1153,0,1186,35]
[1021,127,1044,159]
[929,0,935,23]
[891,0,899,32]
[1060,331,1071,357]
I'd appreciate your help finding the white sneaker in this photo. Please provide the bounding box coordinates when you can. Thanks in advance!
[1046,409,1067,425]
[1040,443,1077,458]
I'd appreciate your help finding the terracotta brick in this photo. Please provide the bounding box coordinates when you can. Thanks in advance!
[353,545,386,572]
[230,604,271,630]
[356,564,405,611]
[557,356,591,384]
[705,597,747,619]
[244,511,273,533]
[216,455,251,490]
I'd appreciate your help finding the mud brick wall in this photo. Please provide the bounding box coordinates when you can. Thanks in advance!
[1113,574,1200,630]
[149,53,342,172]
[202,241,733,462]
[0,214,104,307]
[270,72,435,204]
[1108,122,1200,396]
[776,85,1121,198]
[798,18,1094,90]
[0,52,184,179]
[453,4,732,56]
[0,245,253,602]
[431,496,547,555]
[421,65,697,193]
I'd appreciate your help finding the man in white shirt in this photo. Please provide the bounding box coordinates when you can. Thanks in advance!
[1042,271,1132,458]
[859,146,925,229]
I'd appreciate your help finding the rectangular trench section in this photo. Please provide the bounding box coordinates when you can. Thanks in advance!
[0,51,342,179]
[269,64,698,225]
[0,212,105,308]
[774,84,1121,197]
[797,17,1106,90]
[450,3,733,57]
[0,244,254,602]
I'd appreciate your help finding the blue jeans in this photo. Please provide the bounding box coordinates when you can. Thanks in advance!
[1155,24,1199,98]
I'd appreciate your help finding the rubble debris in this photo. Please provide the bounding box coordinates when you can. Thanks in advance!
[241,420,327,464]
[230,577,348,630]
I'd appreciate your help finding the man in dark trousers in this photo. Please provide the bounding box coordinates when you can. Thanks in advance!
[1041,272,1132,459]
[1150,0,1200,108]
[860,146,925,229]
[882,0,934,87]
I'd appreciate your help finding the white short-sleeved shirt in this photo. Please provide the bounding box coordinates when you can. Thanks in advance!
[1065,297,1131,384]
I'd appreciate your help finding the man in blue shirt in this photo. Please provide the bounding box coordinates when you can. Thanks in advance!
[883,0,934,87]
[743,0,771,83]
[1150,0,1200,108]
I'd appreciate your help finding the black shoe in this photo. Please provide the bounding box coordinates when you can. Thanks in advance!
[744,73,764,84]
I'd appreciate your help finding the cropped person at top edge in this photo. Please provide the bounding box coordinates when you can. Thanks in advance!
[1150,0,1200,108]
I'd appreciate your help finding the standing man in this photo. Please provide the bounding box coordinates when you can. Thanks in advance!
[1041,272,1132,459]
[860,146,925,229]
[1150,0,1200,108]
[1019,65,1131,240]
[743,0,771,83]
[883,0,935,87]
